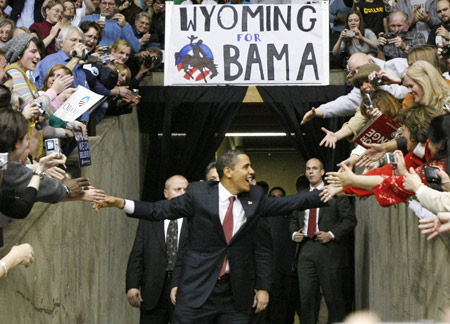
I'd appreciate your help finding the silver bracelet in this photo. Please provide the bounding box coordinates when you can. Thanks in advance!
[0,260,8,277]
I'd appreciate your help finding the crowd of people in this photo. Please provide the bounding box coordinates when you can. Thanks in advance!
[0,0,449,323]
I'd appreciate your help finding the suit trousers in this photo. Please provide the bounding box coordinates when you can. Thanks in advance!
[139,272,174,324]
[172,276,250,324]
[297,239,349,324]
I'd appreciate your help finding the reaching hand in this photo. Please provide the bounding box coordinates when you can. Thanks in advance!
[9,243,35,268]
[92,195,124,212]
[300,107,317,125]
[320,127,339,148]
[80,188,106,203]
[326,164,355,187]
[355,143,386,168]
[320,185,343,202]
[44,166,66,180]
[337,155,358,172]
[418,212,450,240]
[63,177,90,198]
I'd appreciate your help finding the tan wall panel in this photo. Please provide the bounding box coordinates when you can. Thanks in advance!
[355,197,450,321]
[0,112,142,323]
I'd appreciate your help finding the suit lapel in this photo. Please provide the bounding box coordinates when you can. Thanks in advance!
[152,220,166,252]
[207,183,226,241]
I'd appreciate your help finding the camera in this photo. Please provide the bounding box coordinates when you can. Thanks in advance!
[144,54,159,68]
[424,166,441,184]
[86,54,110,65]
[97,46,109,54]
[71,49,90,60]
[383,32,397,39]
[156,3,164,10]
[0,153,8,170]
[385,152,397,165]
[44,138,62,158]
[442,44,450,58]
[371,76,384,86]
[99,13,106,22]
[132,89,140,96]
[346,30,355,38]
[35,101,45,116]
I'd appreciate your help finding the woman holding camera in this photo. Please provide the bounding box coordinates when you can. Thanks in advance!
[0,109,67,218]
[3,33,73,159]
[332,11,378,57]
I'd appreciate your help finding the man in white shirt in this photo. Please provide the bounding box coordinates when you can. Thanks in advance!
[289,158,357,324]
[95,149,325,324]
[126,175,189,324]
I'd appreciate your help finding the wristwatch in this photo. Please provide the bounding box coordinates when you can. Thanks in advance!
[32,170,45,180]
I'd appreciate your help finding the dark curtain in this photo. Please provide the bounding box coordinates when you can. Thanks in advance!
[138,86,247,201]
[257,86,353,172]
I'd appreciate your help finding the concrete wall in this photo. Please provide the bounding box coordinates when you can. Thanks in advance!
[0,111,142,323]
[355,196,450,322]
[249,152,305,195]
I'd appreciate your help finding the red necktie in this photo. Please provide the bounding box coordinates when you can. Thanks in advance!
[307,188,318,238]
[219,196,235,277]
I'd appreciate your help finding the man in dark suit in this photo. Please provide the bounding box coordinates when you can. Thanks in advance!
[126,175,189,324]
[95,150,326,324]
[289,158,357,324]
[264,187,300,324]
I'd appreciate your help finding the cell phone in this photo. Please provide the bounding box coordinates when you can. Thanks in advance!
[44,138,62,158]
[0,152,8,170]
[99,13,106,22]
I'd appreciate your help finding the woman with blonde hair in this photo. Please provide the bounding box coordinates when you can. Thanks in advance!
[403,60,450,109]
[110,39,131,64]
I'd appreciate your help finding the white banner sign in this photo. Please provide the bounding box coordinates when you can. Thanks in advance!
[53,86,104,122]
[165,2,329,86]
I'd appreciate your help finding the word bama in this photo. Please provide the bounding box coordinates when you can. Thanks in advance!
[180,5,317,32]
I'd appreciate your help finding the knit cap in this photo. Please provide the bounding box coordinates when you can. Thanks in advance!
[3,33,36,63]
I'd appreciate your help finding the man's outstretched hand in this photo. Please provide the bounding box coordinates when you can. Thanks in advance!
[93,195,125,212]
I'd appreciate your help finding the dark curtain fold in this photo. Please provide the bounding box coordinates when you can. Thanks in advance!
[256,86,352,171]
[138,86,247,200]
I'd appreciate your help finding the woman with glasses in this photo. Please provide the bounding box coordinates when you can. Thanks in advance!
[29,0,64,56]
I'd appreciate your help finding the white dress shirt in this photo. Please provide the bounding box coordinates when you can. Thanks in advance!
[218,182,246,273]
[302,182,325,235]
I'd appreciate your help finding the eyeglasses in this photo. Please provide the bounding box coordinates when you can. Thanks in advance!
[101,2,115,6]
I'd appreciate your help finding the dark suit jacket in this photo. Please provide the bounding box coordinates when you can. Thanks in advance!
[126,218,188,311]
[129,180,326,312]
[9,0,45,23]
[289,192,357,268]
